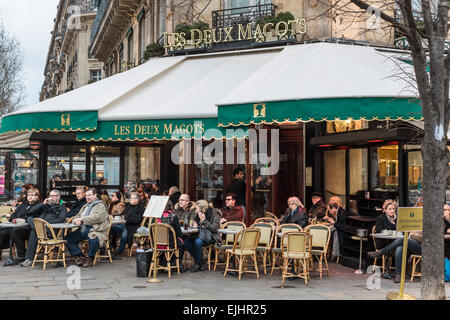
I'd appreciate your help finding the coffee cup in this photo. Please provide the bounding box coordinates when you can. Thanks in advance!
[381,229,388,235]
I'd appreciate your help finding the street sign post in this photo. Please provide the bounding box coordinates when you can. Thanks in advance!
[386,207,423,300]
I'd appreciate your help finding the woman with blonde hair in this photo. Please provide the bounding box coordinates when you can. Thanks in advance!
[281,196,308,228]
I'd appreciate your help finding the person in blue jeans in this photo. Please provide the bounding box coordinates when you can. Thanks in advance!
[368,233,422,283]
[108,191,127,256]
[183,200,221,272]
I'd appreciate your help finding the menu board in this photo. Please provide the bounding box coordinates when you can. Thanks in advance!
[143,196,169,218]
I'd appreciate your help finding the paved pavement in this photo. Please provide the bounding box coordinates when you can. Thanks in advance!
[1,251,449,301]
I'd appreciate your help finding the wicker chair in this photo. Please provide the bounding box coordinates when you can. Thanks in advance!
[250,222,275,275]
[264,212,279,221]
[253,217,279,227]
[281,231,311,285]
[224,228,261,280]
[32,218,67,270]
[370,225,394,273]
[409,254,422,282]
[214,221,246,271]
[270,224,303,275]
[148,223,181,279]
[304,224,331,279]
[93,215,113,265]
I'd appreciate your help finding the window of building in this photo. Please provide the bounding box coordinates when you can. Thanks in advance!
[139,15,145,61]
[324,149,346,206]
[370,144,399,192]
[127,30,134,65]
[349,148,368,195]
[250,163,272,218]
[90,69,102,82]
[90,146,120,187]
[118,45,124,72]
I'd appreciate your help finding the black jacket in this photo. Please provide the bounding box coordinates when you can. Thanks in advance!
[307,200,327,221]
[67,197,87,218]
[375,213,396,249]
[124,203,145,227]
[169,192,181,206]
[38,202,67,224]
[225,179,246,206]
[281,207,309,228]
[12,201,44,220]
[334,207,349,232]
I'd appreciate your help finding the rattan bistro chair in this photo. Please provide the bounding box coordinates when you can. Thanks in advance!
[93,215,113,265]
[270,224,303,275]
[148,223,181,279]
[304,224,331,279]
[409,254,422,282]
[32,218,67,271]
[370,225,394,273]
[224,228,261,280]
[281,231,311,286]
[254,217,279,227]
[214,221,246,271]
[250,222,275,275]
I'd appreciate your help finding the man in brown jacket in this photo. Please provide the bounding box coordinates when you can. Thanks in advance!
[220,193,244,224]
[65,187,110,267]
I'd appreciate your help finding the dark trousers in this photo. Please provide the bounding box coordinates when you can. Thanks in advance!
[0,229,10,250]
[65,226,99,258]
[11,226,31,258]
[378,238,422,274]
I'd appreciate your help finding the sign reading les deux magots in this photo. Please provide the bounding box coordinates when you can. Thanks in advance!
[396,207,423,232]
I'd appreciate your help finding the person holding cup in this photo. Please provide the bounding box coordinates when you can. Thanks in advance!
[374,199,398,250]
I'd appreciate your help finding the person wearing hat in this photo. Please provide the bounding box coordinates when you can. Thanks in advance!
[307,192,327,222]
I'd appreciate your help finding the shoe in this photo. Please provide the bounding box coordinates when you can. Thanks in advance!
[367,251,383,259]
[394,274,401,283]
[20,259,32,267]
[75,256,86,267]
[191,264,201,272]
[82,257,93,268]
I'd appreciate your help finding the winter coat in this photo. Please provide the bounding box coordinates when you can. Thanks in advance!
[194,207,222,244]
[39,202,67,224]
[281,207,309,228]
[173,201,197,222]
[307,200,327,221]
[375,213,397,249]
[13,201,44,220]
[75,201,110,247]
[220,205,244,222]
[67,198,87,218]
[225,179,246,206]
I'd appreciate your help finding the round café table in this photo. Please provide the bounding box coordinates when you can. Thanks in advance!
[181,228,199,235]
[0,222,29,266]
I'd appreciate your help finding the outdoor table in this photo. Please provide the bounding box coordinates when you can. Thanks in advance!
[0,222,29,266]
[50,223,77,229]
[112,219,126,225]
[181,227,199,235]
[217,228,239,235]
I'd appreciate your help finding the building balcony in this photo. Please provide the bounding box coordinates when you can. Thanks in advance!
[212,3,276,30]
[90,0,140,62]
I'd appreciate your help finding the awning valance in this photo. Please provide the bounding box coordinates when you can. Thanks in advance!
[218,97,423,127]
[0,111,98,134]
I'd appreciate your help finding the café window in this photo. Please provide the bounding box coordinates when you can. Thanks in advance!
[138,15,145,60]
[90,69,102,82]
[324,149,346,206]
[326,120,368,134]
[349,148,368,195]
[0,150,39,201]
[195,141,224,207]
[127,30,134,65]
[250,162,272,218]
[90,146,120,187]
[407,150,423,207]
[370,144,398,191]
[124,146,161,196]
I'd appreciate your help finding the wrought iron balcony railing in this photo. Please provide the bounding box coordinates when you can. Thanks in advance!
[90,0,110,45]
[212,3,276,30]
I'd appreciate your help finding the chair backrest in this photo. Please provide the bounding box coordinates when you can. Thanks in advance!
[33,218,58,241]
[233,228,260,252]
[254,217,279,226]
[0,206,13,215]
[282,231,309,256]
[279,223,302,233]
[149,222,177,250]
[304,224,331,252]
[222,221,246,244]
[250,222,274,249]
[265,212,278,220]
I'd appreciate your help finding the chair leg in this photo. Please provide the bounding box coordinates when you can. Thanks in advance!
[224,252,230,277]
[176,251,180,275]
[319,255,323,280]
[263,251,267,275]
[167,253,172,279]
[303,258,308,285]
[62,244,66,268]
[253,254,259,279]
[214,249,219,271]
[281,258,288,285]
[323,254,329,276]
[107,242,113,264]
[238,256,243,280]
[43,246,48,271]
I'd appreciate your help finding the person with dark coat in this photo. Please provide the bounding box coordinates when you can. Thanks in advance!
[168,186,181,205]
[2,189,43,260]
[19,189,67,267]
[225,167,246,207]
[307,192,327,222]
[220,193,244,224]
[323,197,349,257]
[67,187,87,218]
[374,199,397,249]
[123,192,145,251]
[281,197,308,228]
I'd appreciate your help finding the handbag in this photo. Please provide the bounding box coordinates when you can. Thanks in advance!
[198,227,213,244]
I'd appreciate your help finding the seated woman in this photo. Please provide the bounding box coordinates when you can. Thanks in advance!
[280,196,308,228]
[375,199,398,250]
[183,200,221,272]
[367,200,421,283]
[108,191,128,256]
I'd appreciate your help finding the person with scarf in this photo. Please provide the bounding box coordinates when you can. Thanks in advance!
[123,192,145,254]
[108,191,127,256]
[65,188,109,268]
[183,200,221,272]
[67,187,87,218]
[307,192,327,223]
[280,196,308,228]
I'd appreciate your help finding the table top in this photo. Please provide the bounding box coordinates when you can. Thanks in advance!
[0,222,29,228]
[112,219,126,225]
[181,227,199,234]
[371,233,403,239]
[50,223,77,229]
[218,228,240,235]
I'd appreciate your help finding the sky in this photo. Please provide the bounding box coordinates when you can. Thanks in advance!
[0,0,59,108]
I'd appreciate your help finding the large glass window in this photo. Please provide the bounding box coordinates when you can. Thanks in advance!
[370,145,398,191]
[324,149,346,206]
[250,163,272,218]
[127,31,134,65]
[408,150,423,206]
[124,146,160,193]
[139,16,145,60]
[0,150,39,201]
[349,148,368,195]
[90,146,120,186]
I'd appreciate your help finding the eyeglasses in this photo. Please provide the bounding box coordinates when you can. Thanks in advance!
[49,194,59,197]
[225,198,233,201]
[179,199,189,202]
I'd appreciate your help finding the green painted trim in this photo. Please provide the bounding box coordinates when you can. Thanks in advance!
[0,111,98,134]
[127,27,133,38]
[137,9,145,21]
[76,118,248,141]
[217,97,423,127]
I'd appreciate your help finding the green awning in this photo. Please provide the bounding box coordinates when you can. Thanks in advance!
[76,118,248,141]
[218,97,423,127]
[0,111,98,134]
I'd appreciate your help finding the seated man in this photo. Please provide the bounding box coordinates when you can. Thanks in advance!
[65,187,109,268]
[307,192,327,223]
[19,189,67,267]
[123,192,145,254]
[323,197,349,258]
[220,193,244,225]
[67,187,87,218]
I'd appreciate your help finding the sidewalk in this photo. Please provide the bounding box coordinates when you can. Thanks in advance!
[2,252,449,300]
